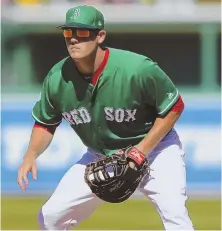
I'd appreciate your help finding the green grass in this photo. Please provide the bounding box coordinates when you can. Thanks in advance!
[1,197,221,230]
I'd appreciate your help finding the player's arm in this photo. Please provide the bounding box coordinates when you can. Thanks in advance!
[24,122,57,160]
[17,71,62,190]
[135,61,184,157]
[17,124,56,191]
[135,96,184,156]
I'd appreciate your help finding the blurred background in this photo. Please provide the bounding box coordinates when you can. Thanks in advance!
[1,0,221,230]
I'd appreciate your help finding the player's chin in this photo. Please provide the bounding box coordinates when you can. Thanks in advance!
[69,52,84,60]
[70,52,90,60]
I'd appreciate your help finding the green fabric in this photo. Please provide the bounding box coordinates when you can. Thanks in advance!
[32,48,179,156]
[58,5,104,30]
[137,59,179,115]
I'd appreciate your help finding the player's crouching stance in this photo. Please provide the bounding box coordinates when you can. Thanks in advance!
[17,5,194,230]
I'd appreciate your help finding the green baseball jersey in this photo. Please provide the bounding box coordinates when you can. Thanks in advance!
[32,48,179,156]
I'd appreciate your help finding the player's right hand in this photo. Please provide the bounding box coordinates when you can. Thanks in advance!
[17,156,38,191]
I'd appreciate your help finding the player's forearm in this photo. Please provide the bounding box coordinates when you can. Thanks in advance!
[24,127,54,161]
[135,110,183,157]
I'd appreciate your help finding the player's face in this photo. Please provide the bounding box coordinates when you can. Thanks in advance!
[64,28,106,59]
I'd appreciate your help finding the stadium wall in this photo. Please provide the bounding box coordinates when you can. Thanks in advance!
[1,97,220,197]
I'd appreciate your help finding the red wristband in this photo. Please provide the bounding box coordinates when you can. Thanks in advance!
[127,147,145,165]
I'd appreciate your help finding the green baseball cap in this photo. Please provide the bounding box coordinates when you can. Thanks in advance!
[57,5,104,30]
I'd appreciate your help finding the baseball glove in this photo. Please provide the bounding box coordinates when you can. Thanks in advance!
[84,146,150,203]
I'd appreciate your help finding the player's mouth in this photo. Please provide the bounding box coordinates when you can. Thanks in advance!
[70,46,80,50]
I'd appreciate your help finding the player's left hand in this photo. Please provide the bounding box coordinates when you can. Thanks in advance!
[84,146,150,203]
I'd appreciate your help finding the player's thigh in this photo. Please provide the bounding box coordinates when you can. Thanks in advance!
[139,143,186,195]
[42,151,104,215]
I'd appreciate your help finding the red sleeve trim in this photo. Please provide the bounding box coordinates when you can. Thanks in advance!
[171,95,184,112]
[34,122,57,135]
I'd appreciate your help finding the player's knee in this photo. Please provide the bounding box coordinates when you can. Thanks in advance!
[38,202,78,230]
[38,204,62,229]
[160,201,187,220]
[38,207,48,230]
[155,194,193,229]
[157,193,187,215]
[161,206,194,230]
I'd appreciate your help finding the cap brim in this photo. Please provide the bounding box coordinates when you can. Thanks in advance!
[57,22,98,30]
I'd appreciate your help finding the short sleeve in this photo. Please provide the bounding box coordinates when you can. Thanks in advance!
[32,72,62,125]
[138,59,179,116]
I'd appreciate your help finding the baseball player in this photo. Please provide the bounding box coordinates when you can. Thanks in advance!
[17,5,194,230]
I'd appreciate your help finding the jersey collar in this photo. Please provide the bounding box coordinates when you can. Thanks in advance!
[91,48,110,86]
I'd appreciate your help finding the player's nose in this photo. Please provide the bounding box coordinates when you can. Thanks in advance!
[70,37,78,44]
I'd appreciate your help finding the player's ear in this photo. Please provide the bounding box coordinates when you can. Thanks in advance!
[97,30,106,45]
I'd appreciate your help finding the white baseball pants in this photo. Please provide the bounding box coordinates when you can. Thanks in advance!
[38,129,194,230]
